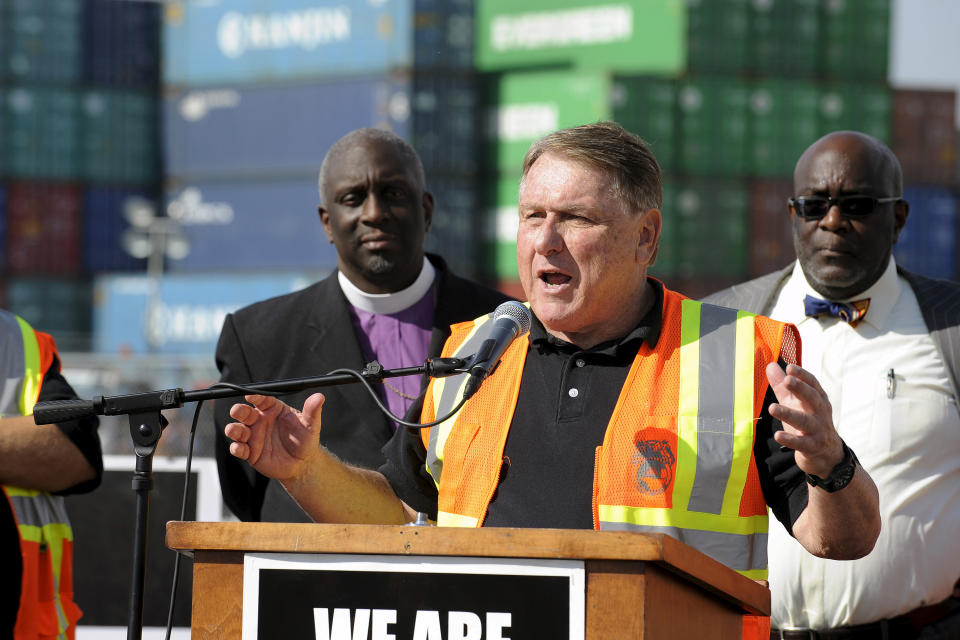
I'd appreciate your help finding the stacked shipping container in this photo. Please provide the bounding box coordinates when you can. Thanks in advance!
[0,0,161,350]
[149,0,484,358]
[2,0,957,353]
[161,0,482,280]
[473,0,959,297]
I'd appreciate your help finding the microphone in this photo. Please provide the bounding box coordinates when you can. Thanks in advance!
[462,301,532,400]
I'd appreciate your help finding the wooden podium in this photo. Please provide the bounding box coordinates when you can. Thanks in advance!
[166,521,769,639]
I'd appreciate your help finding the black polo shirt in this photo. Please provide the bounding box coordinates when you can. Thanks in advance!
[380,280,808,531]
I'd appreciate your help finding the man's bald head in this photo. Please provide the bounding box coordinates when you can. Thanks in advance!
[794,131,903,198]
[318,128,426,205]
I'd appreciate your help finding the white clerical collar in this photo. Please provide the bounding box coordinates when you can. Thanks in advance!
[337,257,436,315]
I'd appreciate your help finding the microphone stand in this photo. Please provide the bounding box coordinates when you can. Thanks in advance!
[32,357,467,640]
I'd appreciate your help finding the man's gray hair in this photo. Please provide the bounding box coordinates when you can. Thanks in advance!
[520,121,662,214]
[318,128,426,204]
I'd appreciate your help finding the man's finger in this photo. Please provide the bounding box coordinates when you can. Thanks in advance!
[784,363,826,396]
[766,361,786,391]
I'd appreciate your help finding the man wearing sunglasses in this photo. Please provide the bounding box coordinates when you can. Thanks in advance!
[705,131,960,639]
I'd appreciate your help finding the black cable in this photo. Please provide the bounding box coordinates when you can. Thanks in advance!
[162,365,469,637]
[208,367,470,429]
[164,398,204,640]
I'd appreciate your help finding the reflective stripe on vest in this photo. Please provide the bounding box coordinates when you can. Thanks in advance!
[1,311,79,640]
[597,300,768,578]
[0,311,43,418]
[424,312,495,491]
[422,289,784,579]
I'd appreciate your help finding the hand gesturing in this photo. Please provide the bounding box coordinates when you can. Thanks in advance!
[224,392,326,482]
[766,362,844,479]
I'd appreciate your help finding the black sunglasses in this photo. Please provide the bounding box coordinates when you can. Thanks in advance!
[788,195,901,220]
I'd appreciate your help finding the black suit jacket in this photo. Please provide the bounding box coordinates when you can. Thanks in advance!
[702,262,960,402]
[213,254,511,522]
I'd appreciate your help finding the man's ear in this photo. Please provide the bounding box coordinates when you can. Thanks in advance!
[318,205,334,243]
[635,207,662,266]
[422,191,435,233]
[892,199,910,244]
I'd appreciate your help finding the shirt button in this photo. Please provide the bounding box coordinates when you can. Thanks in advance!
[575,358,586,367]
[568,388,579,398]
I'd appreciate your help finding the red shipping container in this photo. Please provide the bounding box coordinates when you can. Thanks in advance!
[893,89,957,186]
[749,178,796,278]
[5,181,82,275]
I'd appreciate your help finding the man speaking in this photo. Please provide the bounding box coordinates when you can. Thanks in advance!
[223,123,881,581]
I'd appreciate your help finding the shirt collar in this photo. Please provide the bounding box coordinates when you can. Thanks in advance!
[784,256,901,330]
[337,256,436,315]
[529,278,664,356]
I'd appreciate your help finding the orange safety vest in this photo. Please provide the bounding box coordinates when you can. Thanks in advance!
[421,285,798,581]
[1,311,82,640]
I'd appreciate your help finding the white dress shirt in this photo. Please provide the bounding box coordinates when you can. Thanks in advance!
[767,257,960,629]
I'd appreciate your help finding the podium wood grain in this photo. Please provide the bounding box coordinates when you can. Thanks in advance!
[167,521,769,639]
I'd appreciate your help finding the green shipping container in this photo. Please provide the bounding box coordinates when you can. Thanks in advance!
[6,277,92,352]
[677,77,750,176]
[749,0,822,78]
[612,74,679,172]
[674,178,748,279]
[686,0,750,75]
[4,0,82,83]
[482,175,521,281]
[649,177,678,278]
[82,89,158,184]
[819,84,891,144]
[475,0,686,73]
[823,0,890,82]
[3,86,81,179]
[748,79,821,177]
[482,69,613,173]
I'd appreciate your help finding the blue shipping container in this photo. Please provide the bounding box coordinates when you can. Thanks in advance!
[164,178,337,272]
[163,0,412,86]
[164,77,411,180]
[93,271,326,355]
[894,186,958,281]
[425,174,479,279]
[83,187,154,272]
[83,0,161,88]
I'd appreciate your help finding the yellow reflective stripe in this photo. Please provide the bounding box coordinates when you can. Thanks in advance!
[4,486,43,498]
[437,511,479,528]
[674,300,701,510]
[16,316,42,416]
[13,522,73,544]
[721,310,758,516]
[17,524,43,543]
[740,568,768,580]
[598,504,769,535]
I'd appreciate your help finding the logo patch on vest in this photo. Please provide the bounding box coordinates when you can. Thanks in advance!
[632,440,675,496]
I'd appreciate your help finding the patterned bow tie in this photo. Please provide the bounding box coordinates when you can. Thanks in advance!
[803,295,870,327]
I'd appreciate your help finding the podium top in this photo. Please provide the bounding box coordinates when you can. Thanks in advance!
[167,521,769,615]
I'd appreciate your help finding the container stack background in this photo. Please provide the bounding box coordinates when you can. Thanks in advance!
[0,0,955,415]
[475,0,958,298]
[0,2,954,634]
[0,0,161,350]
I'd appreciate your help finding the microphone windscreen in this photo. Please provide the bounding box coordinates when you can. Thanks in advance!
[493,301,532,336]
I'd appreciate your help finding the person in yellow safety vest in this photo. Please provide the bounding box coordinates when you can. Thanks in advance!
[0,310,102,640]
[223,123,882,639]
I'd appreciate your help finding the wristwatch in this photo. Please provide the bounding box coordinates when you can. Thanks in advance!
[805,440,858,493]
